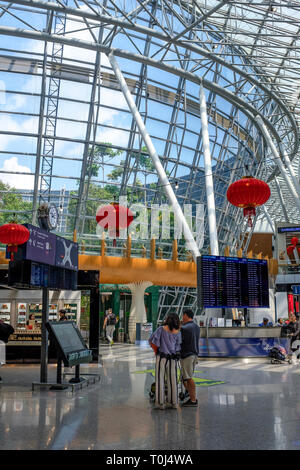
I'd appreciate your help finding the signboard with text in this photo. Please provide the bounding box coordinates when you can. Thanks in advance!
[23,224,56,266]
[197,255,269,309]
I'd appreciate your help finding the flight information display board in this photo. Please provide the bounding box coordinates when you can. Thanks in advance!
[197,255,269,308]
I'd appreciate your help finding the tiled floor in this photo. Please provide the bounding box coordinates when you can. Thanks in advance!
[1,344,300,450]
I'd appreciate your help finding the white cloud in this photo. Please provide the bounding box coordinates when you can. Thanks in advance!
[0,157,34,189]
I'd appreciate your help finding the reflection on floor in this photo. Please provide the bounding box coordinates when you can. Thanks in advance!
[1,343,300,450]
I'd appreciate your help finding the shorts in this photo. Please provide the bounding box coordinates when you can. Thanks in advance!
[180,355,198,381]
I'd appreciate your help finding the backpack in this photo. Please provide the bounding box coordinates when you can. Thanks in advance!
[0,322,14,343]
[108,314,116,325]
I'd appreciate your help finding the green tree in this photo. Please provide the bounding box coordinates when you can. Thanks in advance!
[0,181,33,225]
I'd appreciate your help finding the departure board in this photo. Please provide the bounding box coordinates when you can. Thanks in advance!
[197,255,269,308]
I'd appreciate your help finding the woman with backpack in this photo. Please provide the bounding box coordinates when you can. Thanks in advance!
[149,313,181,410]
[103,308,117,346]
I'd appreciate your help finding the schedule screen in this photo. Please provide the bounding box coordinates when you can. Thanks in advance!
[197,255,269,308]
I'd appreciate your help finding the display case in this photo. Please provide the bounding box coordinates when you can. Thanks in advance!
[63,303,77,321]
[0,302,11,323]
[49,304,58,321]
[0,289,81,361]
[17,303,27,329]
[28,303,42,329]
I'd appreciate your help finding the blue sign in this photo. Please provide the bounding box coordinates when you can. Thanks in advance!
[55,236,78,271]
[24,224,56,266]
[278,226,300,233]
[198,337,290,357]
[292,285,300,295]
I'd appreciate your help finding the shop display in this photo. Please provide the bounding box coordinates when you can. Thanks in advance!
[49,304,58,321]
[17,303,27,328]
[0,302,11,323]
[63,303,77,321]
[28,303,42,327]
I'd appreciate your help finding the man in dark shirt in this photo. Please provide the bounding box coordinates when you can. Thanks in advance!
[290,313,300,359]
[180,309,200,407]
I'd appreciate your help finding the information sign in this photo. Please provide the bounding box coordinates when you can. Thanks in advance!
[197,255,269,308]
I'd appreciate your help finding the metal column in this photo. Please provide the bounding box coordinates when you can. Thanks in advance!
[40,287,49,383]
[199,81,219,256]
[108,52,200,260]
[262,205,275,233]
[279,142,300,199]
[274,176,289,223]
[256,116,300,213]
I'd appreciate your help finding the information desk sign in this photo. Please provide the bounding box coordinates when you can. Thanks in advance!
[22,224,56,266]
[197,255,269,309]
[45,321,92,367]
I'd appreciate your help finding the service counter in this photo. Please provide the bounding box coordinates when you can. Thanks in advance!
[199,327,289,358]
[0,289,81,362]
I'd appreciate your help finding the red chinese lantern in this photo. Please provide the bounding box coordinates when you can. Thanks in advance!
[291,237,299,246]
[0,223,30,260]
[226,177,271,227]
[96,203,134,246]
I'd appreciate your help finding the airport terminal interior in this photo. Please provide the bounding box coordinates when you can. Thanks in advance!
[1,0,300,452]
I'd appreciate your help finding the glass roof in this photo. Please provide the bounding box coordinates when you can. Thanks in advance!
[0,0,299,264]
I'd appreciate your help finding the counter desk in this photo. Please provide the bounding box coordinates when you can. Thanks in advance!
[199,327,289,358]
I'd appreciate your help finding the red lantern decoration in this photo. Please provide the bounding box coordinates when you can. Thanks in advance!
[291,237,298,247]
[96,203,134,246]
[0,223,30,260]
[226,177,271,227]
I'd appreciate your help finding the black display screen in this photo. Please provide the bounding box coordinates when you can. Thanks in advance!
[197,255,269,308]
[50,322,85,354]
[46,321,92,367]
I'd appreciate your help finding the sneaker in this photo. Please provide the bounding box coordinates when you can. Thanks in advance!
[110,340,114,346]
[181,399,198,407]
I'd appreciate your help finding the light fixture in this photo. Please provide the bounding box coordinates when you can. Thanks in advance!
[175,181,179,190]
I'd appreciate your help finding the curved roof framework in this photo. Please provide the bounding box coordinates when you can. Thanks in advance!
[0,0,299,316]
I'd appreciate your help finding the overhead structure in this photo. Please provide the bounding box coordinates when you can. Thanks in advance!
[0,1,300,319]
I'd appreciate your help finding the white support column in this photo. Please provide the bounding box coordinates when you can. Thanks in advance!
[274,176,289,223]
[199,82,219,256]
[262,205,275,233]
[256,116,300,213]
[126,281,153,344]
[107,52,200,260]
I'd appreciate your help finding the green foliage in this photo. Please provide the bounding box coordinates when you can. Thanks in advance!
[0,180,33,225]
[86,143,123,179]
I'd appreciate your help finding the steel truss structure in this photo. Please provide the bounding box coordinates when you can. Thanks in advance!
[0,0,300,319]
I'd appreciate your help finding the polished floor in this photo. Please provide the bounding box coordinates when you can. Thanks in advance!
[1,343,300,450]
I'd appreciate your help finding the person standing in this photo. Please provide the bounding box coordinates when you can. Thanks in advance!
[58,309,68,321]
[290,313,300,359]
[103,308,117,346]
[180,309,200,407]
[149,313,181,410]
